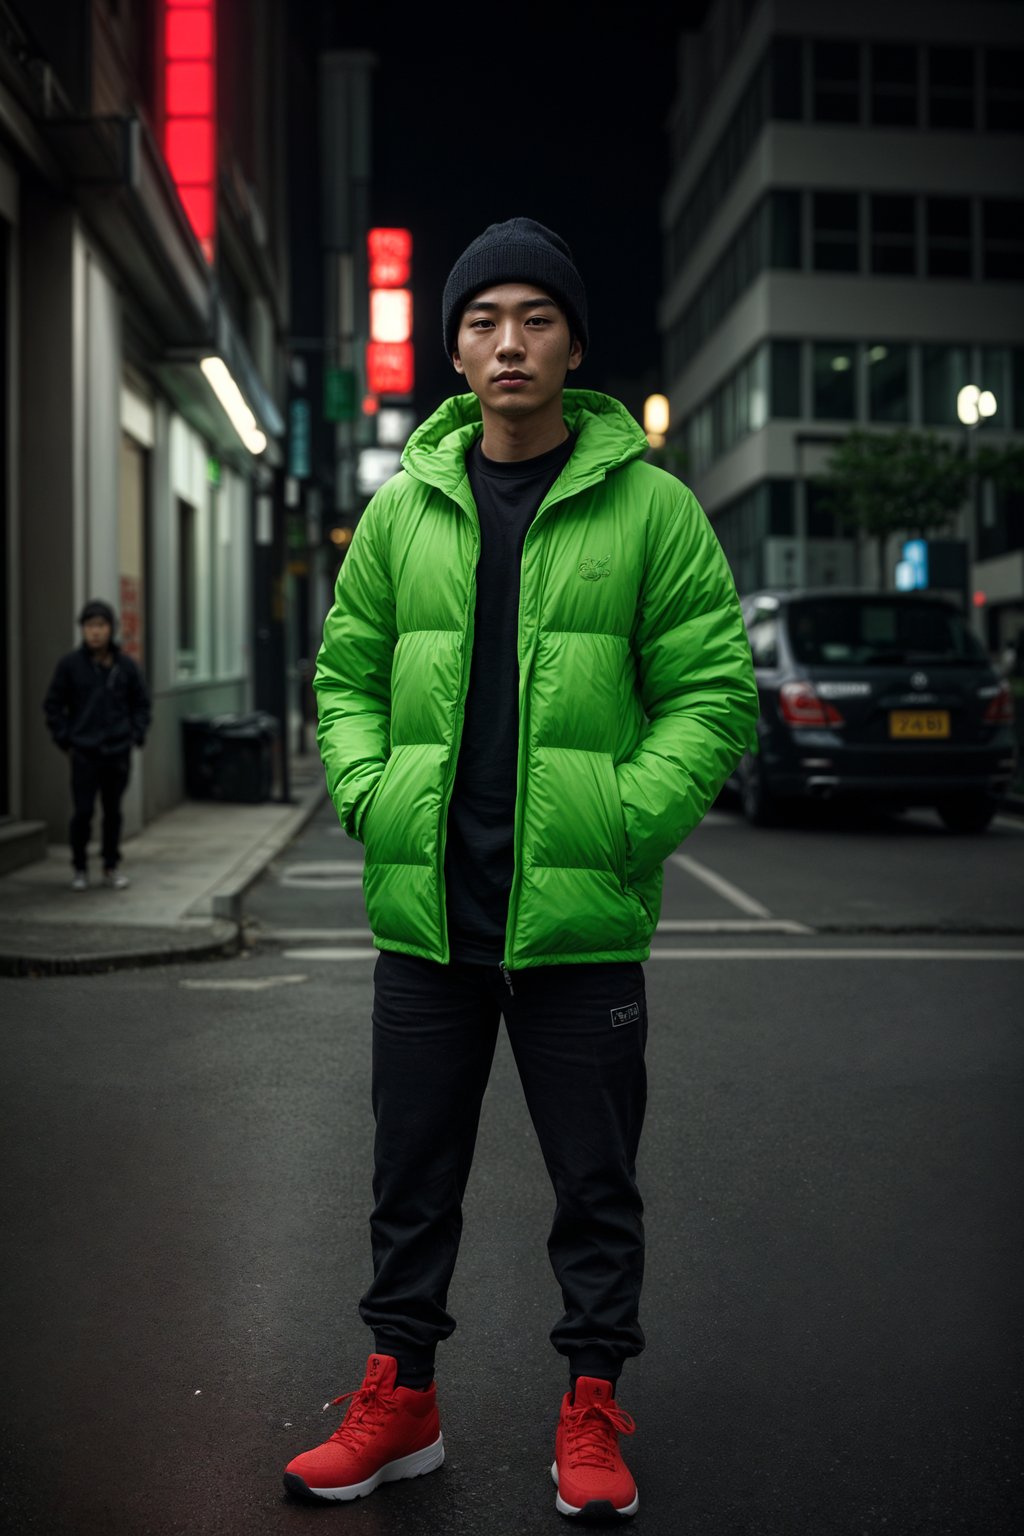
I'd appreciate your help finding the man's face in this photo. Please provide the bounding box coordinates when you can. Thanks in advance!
[452,284,582,416]
[82,618,112,652]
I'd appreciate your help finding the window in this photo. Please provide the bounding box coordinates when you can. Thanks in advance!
[867,343,910,422]
[805,482,843,539]
[176,496,198,677]
[769,190,801,267]
[985,48,1024,132]
[813,41,860,123]
[768,479,795,535]
[983,199,1024,281]
[870,44,917,126]
[749,617,779,667]
[922,344,969,426]
[926,197,971,277]
[770,342,801,417]
[813,193,860,272]
[979,347,1011,429]
[870,195,916,275]
[928,46,974,129]
[812,342,856,419]
[771,37,803,119]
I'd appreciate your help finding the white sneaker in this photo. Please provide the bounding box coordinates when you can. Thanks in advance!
[71,871,89,892]
[103,871,130,890]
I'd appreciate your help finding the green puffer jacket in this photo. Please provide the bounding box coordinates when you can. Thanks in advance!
[315,388,758,968]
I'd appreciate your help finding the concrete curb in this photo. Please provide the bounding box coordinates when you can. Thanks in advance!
[206,782,328,921]
[0,919,241,978]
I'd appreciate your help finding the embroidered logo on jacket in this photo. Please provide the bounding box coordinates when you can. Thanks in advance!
[578,556,611,582]
[610,1002,640,1028]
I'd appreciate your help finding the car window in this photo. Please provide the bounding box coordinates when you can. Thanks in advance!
[749,617,779,667]
[786,598,988,665]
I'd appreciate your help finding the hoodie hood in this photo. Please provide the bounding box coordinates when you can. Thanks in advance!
[401,389,649,500]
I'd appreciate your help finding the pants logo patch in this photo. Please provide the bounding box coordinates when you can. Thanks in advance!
[610,1002,640,1028]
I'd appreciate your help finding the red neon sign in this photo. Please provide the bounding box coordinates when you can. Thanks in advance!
[163,0,217,263]
[367,342,414,396]
[368,229,412,288]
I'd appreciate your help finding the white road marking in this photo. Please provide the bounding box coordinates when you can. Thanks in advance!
[656,918,811,934]
[279,861,364,890]
[180,974,309,990]
[278,947,1024,963]
[261,920,811,942]
[670,852,773,918]
[282,948,378,961]
[646,948,1024,961]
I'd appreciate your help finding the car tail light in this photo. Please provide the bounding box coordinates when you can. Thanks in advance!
[778,681,845,727]
[983,682,1015,724]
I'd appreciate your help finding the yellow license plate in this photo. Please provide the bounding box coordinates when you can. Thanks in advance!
[889,710,950,739]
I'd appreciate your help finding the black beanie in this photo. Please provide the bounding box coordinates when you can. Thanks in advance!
[78,599,116,627]
[442,217,588,358]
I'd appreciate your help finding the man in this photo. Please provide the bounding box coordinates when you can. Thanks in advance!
[43,599,150,891]
[285,218,758,1518]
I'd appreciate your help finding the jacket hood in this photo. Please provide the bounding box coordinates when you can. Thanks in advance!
[401,389,649,498]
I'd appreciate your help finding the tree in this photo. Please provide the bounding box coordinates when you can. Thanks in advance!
[815,430,971,588]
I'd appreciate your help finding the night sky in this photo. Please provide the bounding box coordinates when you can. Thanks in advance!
[308,1,712,417]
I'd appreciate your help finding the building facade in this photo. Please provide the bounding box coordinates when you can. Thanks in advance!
[0,0,290,870]
[660,0,1024,648]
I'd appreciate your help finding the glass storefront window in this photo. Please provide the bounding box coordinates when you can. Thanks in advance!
[870,195,916,275]
[867,343,910,422]
[922,345,969,426]
[813,343,856,419]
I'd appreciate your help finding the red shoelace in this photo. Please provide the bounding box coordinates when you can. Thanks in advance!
[327,1380,398,1449]
[563,1399,636,1469]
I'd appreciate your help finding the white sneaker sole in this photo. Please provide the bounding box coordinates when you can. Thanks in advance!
[287,1433,444,1502]
[552,1459,639,1518]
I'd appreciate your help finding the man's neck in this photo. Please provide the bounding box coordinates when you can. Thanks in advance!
[478,400,568,463]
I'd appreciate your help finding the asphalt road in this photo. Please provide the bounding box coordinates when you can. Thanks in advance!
[1,798,1022,1535]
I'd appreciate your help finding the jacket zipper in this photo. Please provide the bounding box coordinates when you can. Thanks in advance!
[436,487,481,964]
[503,467,608,969]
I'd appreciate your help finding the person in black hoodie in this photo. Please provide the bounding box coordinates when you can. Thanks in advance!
[43,599,151,891]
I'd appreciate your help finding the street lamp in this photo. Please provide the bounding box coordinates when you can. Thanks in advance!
[956,385,997,624]
[956,384,997,428]
[644,393,669,449]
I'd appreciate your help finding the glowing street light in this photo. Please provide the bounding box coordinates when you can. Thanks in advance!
[957,384,997,427]
[644,393,669,448]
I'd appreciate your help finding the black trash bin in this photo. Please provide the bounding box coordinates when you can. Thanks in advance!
[182,712,279,803]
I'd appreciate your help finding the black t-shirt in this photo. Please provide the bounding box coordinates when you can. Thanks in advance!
[444,432,577,964]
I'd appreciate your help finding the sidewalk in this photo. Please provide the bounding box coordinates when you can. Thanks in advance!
[0,755,326,977]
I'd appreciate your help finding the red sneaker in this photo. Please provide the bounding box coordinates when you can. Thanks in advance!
[552,1376,639,1518]
[283,1353,443,1502]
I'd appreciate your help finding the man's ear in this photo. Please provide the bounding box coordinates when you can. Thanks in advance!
[452,350,465,376]
[567,336,583,374]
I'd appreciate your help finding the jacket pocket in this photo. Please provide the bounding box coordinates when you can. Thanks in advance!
[598,752,629,887]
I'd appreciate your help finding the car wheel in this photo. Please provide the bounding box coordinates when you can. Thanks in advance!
[936,794,998,834]
[741,755,778,827]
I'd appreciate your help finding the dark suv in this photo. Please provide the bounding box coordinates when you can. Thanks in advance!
[729,589,1017,832]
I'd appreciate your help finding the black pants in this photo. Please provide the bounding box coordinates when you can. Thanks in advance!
[360,951,648,1384]
[69,749,130,871]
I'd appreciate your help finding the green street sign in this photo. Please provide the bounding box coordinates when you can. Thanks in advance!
[325,367,357,422]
